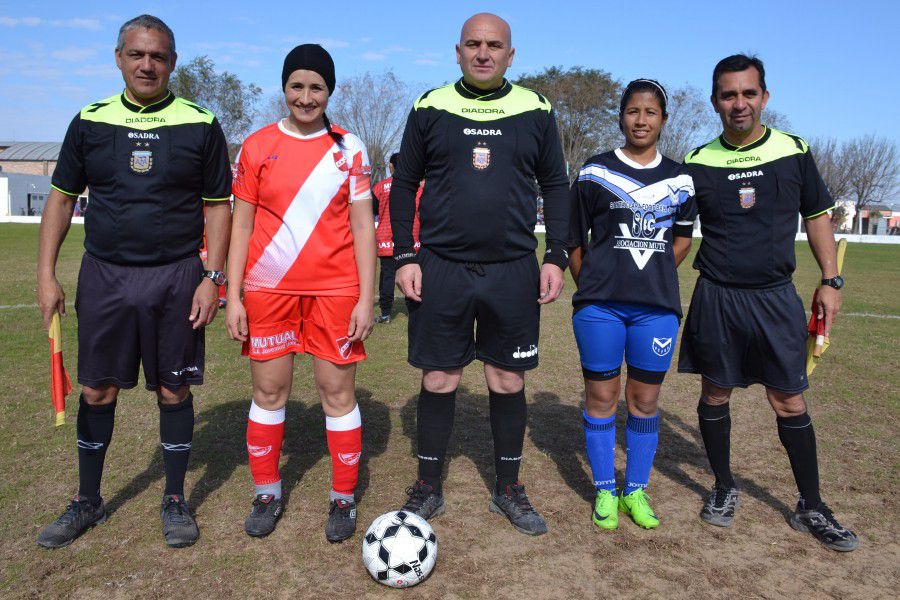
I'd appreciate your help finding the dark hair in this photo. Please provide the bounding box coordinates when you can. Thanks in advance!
[389,153,400,168]
[712,54,766,97]
[619,79,668,118]
[321,113,343,146]
[117,14,175,54]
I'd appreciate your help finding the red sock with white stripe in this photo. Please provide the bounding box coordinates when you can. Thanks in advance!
[325,404,361,501]
[247,401,285,498]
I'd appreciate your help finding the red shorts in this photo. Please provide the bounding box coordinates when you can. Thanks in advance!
[241,291,366,364]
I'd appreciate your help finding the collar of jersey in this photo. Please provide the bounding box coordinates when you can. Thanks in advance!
[455,78,512,101]
[614,148,662,170]
[277,120,328,140]
[120,90,175,114]
[718,126,771,152]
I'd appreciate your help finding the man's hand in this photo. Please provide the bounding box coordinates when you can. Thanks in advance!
[37,274,66,329]
[189,278,219,329]
[396,263,422,302]
[816,285,842,336]
[347,299,374,342]
[538,263,564,304]
[225,296,248,342]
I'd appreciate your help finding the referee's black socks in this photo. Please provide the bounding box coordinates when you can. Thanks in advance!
[159,394,195,498]
[777,412,822,509]
[489,389,527,494]
[416,388,456,494]
[77,394,116,502]
[697,400,736,489]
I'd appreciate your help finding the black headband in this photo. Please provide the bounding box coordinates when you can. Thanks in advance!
[282,44,335,94]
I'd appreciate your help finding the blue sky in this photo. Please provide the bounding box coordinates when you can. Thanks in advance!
[1,0,898,144]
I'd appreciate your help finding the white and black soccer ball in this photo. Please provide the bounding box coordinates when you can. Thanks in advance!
[362,510,437,588]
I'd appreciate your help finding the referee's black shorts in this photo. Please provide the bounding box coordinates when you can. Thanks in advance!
[406,248,540,371]
[75,252,205,392]
[677,277,809,394]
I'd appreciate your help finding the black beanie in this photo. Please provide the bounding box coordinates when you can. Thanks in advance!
[281,44,335,94]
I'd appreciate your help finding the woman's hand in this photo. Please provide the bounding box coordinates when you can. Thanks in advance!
[225,297,249,342]
[347,299,374,342]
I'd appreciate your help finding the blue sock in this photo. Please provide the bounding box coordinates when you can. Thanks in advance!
[624,413,659,496]
[583,411,616,494]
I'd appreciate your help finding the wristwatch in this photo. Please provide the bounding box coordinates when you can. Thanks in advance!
[821,275,844,290]
[202,270,227,286]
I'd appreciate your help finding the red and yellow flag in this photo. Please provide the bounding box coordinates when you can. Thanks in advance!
[48,312,73,427]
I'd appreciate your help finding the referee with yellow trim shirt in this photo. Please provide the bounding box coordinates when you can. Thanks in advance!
[36,15,232,549]
[679,54,858,551]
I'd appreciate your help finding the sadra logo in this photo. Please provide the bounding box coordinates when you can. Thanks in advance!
[251,331,298,354]
[247,444,272,457]
[339,452,361,466]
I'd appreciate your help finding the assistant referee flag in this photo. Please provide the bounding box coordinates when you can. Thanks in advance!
[48,313,72,427]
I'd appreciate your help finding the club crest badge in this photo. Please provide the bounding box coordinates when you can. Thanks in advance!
[333,151,349,172]
[651,337,672,357]
[738,184,756,209]
[335,336,352,360]
[472,143,491,170]
[130,150,153,173]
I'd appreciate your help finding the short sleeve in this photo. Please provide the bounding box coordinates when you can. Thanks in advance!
[232,138,260,205]
[202,117,233,202]
[799,150,834,219]
[569,164,598,248]
[674,169,698,238]
[345,134,372,203]
[51,114,87,196]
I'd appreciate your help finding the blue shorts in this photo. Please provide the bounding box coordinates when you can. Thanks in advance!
[572,302,680,383]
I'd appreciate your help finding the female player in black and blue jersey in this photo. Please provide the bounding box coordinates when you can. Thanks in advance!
[568,79,697,530]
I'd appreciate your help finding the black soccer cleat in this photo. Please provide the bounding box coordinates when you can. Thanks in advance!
[700,486,740,527]
[489,482,548,536]
[789,500,859,552]
[401,480,445,521]
[325,498,357,543]
[245,494,283,538]
[161,494,199,548]
[37,496,108,549]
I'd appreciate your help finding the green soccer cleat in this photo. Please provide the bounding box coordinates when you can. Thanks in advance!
[618,488,660,529]
[591,489,618,530]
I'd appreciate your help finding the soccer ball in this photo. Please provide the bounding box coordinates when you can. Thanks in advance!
[362,510,437,588]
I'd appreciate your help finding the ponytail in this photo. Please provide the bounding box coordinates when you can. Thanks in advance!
[322,113,344,147]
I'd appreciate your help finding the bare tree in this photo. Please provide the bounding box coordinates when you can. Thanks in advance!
[169,56,262,143]
[808,137,852,207]
[328,71,416,181]
[254,92,288,130]
[658,85,719,161]
[843,135,899,233]
[762,108,792,132]
[515,66,620,179]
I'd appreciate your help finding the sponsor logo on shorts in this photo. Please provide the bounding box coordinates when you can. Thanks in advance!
[247,444,272,457]
[652,337,673,357]
[171,365,200,376]
[250,331,298,355]
[417,454,439,461]
[335,336,353,360]
[499,455,522,462]
[513,344,538,359]
[338,451,361,466]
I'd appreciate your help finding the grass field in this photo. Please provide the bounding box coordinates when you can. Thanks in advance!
[1,223,898,599]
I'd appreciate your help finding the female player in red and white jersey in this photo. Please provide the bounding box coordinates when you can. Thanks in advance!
[225,44,376,542]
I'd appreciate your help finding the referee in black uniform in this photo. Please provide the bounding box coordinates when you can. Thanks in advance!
[390,13,569,535]
[680,54,858,551]
[36,15,232,549]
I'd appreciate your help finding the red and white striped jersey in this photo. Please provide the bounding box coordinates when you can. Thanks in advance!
[233,121,371,295]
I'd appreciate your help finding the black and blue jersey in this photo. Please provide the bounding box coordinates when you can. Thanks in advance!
[569,149,696,317]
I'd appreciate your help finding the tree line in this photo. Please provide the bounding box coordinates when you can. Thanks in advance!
[171,56,897,225]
